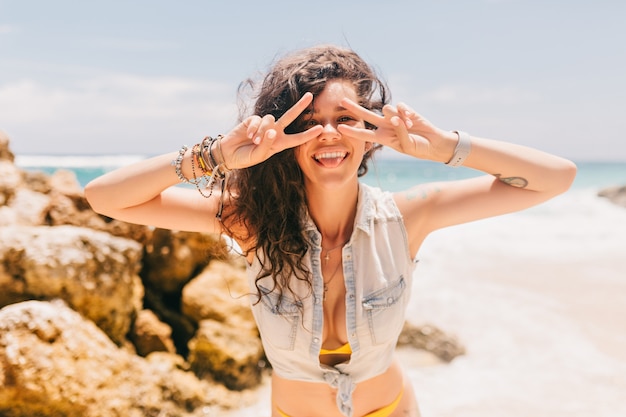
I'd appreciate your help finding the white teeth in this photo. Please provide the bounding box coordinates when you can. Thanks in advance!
[314,151,347,160]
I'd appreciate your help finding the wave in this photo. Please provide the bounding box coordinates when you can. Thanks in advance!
[14,154,148,169]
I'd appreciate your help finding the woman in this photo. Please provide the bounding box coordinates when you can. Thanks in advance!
[85,45,577,417]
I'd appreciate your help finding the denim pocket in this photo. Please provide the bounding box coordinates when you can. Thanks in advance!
[362,276,407,345]
[257,285,302,350]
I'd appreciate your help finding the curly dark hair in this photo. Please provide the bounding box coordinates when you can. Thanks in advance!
[222,45,390,303]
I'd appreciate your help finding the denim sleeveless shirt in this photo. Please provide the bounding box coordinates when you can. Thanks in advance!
[247,183,417,417]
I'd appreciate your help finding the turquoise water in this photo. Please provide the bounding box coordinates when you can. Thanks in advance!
[14,154,626,192]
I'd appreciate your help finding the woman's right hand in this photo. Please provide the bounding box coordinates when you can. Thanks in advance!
[220,92,323,169]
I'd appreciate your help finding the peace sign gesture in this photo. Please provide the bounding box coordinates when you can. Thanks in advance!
[220,93,323,169]
[337,98,456,162]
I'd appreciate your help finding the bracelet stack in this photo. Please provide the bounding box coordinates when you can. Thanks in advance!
[171,135,232,200]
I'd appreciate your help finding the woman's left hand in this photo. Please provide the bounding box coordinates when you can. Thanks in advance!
[337,99,456,162]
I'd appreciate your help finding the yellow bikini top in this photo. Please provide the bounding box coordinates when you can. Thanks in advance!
[319,342,352,356]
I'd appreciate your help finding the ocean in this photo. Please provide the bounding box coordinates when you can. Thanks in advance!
[13,153,626,191]
[13,155,626,417]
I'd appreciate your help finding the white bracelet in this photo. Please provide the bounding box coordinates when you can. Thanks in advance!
[445,130,471,167]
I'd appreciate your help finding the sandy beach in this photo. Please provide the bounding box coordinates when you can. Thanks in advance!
[225,189,626,417]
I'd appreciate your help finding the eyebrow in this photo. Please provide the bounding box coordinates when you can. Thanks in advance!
[303,105,349,115]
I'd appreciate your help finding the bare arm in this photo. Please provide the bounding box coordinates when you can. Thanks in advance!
[396,134,576,253]
[337,100,577,255]
[85,92,323,235]
[84,152,224,233]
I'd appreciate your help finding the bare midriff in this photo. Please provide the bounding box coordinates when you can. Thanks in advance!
[271,357,417,417]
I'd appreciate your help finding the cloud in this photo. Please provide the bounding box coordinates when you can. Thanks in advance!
[0,24,16,34]
[0,73,238,154]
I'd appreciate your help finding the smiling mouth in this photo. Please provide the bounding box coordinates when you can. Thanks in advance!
[312,151,348,167]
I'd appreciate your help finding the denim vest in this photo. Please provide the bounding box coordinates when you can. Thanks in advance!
[247,183,417,417]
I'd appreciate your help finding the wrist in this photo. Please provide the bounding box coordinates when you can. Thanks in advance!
[426,130,459,163]
[444,131,471,167]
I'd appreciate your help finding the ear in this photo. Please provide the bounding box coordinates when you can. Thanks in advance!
[365,142,373,153]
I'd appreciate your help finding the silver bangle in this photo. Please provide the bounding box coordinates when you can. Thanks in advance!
[172,145,201,184]
[445,130,471,167]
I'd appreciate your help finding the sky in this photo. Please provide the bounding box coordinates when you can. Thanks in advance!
[1,0,625,161]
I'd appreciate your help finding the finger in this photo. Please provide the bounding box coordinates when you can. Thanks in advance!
[245,116,262,140]
[255,124,321,158]
[396,103,415,128]
[251,129,278,154]
[382,105,403,128]
[276,92,314,130]
[280,125,323,149]
[337,124,377,142]
[382,104,399,118]
[389,109,414,150]
[340,98,385,127]
[253,114,277,144]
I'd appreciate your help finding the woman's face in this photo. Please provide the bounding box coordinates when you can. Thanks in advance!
[294,79,370,191]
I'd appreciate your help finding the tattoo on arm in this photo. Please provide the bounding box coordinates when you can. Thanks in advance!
[494,174,529,188]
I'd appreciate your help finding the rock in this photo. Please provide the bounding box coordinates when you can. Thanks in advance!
[0,131,14,162]
[0,207,17,226]
[0,225,144,344]
[0,300,242,417]
[130,309,177,357]
[143,285,198,357]
[21,169,53,194]
[182,260,254,328]
[598,185,626,208]
[5,188,50,226]
[49,169,82,197]
[183,261,264,390]
[188,319,264,391]
[143,229,230,294]
[397,322,466,362]
[0,161,21,206]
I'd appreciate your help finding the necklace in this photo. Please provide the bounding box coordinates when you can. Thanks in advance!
[322,241,346,266]
[323,258,343,301]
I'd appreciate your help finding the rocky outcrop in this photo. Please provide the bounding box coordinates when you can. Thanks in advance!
[598,185,626,208]
[129,309,177,357]
[0,131,14,162]
[0,300,241,417]
[0,225,144,344]
[184,261,264,390]
[0,133,465,415]
[397,322,466,362]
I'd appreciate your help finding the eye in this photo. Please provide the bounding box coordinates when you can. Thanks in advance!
[305,119,319,127]
[339,115,363,126]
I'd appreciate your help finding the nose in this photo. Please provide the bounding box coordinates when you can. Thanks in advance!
[319,122,340,141]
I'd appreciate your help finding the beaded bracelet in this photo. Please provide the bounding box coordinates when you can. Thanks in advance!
[171,145,202,185]
[172,145,188,182]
